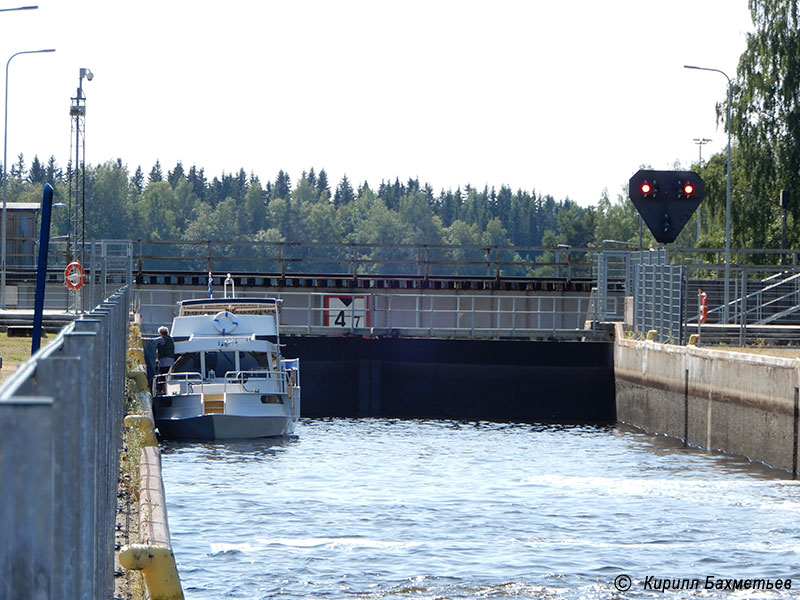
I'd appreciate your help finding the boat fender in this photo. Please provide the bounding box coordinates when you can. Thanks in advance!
[212,310,238,334]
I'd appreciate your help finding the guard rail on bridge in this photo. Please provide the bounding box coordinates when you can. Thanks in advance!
[134,288,620,340]
[6,238,800,282]
[7,238,800,342]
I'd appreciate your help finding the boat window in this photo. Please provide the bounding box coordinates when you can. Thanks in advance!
[173,352,200,373]
[204,351,236,377]
[240,352,268,370]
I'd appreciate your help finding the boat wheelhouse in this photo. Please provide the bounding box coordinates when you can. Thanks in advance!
[152,297,300,440]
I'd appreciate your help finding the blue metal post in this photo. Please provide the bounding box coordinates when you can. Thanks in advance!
[31,182,53,354]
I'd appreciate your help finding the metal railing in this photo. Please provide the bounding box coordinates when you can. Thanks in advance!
[129,240,600,279]
[156,369,288,395]
[5,237,800,281]
[2,239,133,312]
[0,286,130,599]
[135,288,619,340]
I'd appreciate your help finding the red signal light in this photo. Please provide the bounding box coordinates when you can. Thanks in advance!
[684,183,694,195]
[639,180,658,198]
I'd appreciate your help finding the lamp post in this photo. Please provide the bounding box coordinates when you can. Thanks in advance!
[685,65,733,323]
[1,48,55,309]
[693,138,712,244]
[0,6,38,12]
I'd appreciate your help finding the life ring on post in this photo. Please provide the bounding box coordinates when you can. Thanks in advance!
[64,261,86,290]
[698,289,708,324]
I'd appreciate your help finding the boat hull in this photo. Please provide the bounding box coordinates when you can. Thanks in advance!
[156,414,296,441]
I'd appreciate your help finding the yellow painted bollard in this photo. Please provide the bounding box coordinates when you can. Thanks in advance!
[119,544,184,600]
[127,367,149,393]
[128,346,145,365]
[687,333,700,346]
[124,414,158,447]
[122,445,185,599]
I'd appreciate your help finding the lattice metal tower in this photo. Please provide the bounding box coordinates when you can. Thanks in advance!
[68,68,92,265]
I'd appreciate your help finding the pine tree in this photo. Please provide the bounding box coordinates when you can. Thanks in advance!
[316,169,329,199]
[28,156,45,184]
[334,175,355,208]
[357,180,371,198]
[45,156,61,185]
[272,170,292,200]
[148,160,163,183]
[186,165,207,201]
[167,161,185,188]
[132,166,145,193]
[10,153,26,181]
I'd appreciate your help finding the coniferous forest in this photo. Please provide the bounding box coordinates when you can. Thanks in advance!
[3,0,799,265]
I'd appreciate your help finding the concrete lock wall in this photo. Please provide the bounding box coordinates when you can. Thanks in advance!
[615,325,800,472]
[0,287,130,599]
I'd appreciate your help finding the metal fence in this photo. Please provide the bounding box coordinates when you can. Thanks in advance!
[134,288,617,340]
[3,239,133,312]
[0,286,130,599]
[634,261,686,344]
[7,237,800,281]
[128,240,601,279]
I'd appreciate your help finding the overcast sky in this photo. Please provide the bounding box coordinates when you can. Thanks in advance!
[2,1,753,206]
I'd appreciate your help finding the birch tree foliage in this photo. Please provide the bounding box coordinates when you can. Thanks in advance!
[730,0,800,237]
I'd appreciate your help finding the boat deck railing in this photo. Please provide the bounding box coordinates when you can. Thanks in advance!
[157,369,288,396]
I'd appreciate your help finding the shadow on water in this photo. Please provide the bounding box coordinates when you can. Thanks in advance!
[614,422,797,480]
[160,434,299,461]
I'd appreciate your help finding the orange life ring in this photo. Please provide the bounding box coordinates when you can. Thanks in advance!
[64,261,86,290]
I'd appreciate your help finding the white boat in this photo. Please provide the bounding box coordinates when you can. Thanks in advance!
[152,297,300,440]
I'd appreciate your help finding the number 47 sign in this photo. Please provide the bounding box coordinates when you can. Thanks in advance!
[324,295,370,328]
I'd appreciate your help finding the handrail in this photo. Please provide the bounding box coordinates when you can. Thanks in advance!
[9,239,800,286]
[137,289,622,339]
[156,369,288,395]
[225,370,287,393]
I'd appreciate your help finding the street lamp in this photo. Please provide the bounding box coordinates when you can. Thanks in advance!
[1,48,55,309]
[685,64,733,323]
[0,6,38,12]
[693,138,712,243]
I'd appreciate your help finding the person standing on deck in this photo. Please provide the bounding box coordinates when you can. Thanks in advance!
[155,325,175,374]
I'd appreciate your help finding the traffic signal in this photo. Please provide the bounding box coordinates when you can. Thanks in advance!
[628,169,705,243]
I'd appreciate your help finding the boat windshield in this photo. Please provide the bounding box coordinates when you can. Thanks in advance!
[173,352,200,373]
[205,351,236,377]
[171,350,271,378]
[241,352,269,370]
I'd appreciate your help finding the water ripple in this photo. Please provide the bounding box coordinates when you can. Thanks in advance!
[162,419,800,599]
